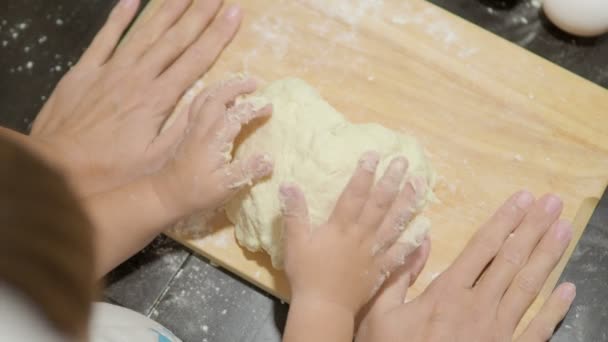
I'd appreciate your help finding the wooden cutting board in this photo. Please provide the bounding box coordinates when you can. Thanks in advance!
[139,0,608,329]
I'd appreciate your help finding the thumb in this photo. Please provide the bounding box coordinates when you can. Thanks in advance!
[279,183,311,244]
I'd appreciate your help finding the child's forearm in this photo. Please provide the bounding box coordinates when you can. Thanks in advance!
[284,296,355,342]
[84,176,180,278]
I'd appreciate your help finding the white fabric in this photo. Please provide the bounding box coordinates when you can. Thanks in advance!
[0,283,68,342]
[89,303,181,342]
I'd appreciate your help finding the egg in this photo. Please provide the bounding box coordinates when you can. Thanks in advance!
[543,0,608,37]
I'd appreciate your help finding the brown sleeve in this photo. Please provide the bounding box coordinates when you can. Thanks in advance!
[0,135,97,338]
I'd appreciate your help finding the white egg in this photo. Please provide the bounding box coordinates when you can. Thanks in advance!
[543,0,608,37]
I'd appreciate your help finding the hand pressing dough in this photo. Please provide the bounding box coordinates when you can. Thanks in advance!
[224,78,436,269]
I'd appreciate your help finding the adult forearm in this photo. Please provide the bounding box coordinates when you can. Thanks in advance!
[84,176,181,278]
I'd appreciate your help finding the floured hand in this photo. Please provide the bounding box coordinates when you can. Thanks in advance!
[27,0,243,195]
[282,151,424,319]
[152,78,274,220]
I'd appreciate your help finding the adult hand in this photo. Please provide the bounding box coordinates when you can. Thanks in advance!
[357,192,575,342]
[29,0,243,195]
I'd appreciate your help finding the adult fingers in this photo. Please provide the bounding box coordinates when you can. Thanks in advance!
[113,0,192,64]
[328,151,379,227]
[357,157,408,234]
[447,191,534,288]
[158,4,242,98]
[498,219,573,331]
[80,0,141,67]
[138,0,223,77]
[280,183,312,244]
[516,283,576,342]
[479,194,563,302]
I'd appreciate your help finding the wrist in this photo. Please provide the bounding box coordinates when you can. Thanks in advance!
[291,292,357,319]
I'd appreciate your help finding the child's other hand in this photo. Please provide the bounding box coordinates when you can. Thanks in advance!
[153,78,273,219]
[281,152,422,315]
[29,0,243,195]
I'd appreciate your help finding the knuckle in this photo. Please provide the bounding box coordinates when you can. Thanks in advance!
[500,249,526,268]
[470,233,502,258]
[516,273,543,296]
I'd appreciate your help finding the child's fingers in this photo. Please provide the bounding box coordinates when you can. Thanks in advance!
[186,79,261,140]
[329,151,379,228]
[222,153,273,191]
[516,283,576,342]
[218,103,272,144]
[191,78,258,122]
[139,0,222,77]
[80,0,141,67]
[371,181,417,253]
[280,183,311,243]
[357,238,431,329]
[158,4,242,95]
[378,242,416,277]
[114,0,192,64]
[357,157,408,235]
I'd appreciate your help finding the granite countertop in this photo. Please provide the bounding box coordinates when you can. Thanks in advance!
[0,1,606,341]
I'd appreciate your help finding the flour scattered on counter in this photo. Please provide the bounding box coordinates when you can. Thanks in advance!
[25,61,34,69]
[55,18,64,26]
[513,154,524,162]
[299,0,384,26]
[38,35,47,44]
[251,14,294,60]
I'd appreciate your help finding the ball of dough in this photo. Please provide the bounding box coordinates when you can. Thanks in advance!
[543,0,608,37]
[225,78,436,269]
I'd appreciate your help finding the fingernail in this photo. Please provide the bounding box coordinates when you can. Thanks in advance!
[359,151,380,173]
[390,157,408,177]
[558,283,576,301]
[554,220,573,244]
[515,191,534,210]
[252,154,273,178]
[279,183,298,199]
[279,184,299,213]
[544,195,563,214]
[121,0,137,9]
[225,4,241,20]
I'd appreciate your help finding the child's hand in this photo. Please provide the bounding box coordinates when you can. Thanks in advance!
[281,152,422,315]
[356,193,575,342]
[28,0,243,195]
[152,78,274,219]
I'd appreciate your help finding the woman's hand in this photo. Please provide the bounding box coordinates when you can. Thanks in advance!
[356,192,575,342]
[29,0,243,195]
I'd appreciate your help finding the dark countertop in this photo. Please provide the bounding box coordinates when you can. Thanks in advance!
[1,1,606,342]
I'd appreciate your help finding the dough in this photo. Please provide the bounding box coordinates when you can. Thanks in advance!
[225,78,436,268]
